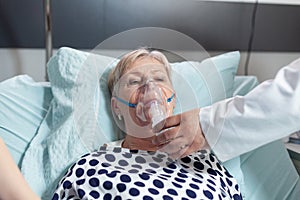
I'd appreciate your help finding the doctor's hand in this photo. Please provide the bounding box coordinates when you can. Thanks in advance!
[152,108,209,159]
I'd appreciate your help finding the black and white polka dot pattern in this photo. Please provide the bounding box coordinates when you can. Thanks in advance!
[52,145,242,200]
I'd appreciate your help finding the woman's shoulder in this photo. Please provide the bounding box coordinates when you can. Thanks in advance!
[74,147,215,167]
[73,145,117,164]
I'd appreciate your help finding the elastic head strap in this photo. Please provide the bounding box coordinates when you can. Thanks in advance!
[114,93,175,108]
[114,96,137,108]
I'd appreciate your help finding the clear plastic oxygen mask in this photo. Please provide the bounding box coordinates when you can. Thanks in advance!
[149,100,166,128]
[115,79,175,129]
[135,81,171,128]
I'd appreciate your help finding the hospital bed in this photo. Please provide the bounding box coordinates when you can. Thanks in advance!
[1,45,299,199]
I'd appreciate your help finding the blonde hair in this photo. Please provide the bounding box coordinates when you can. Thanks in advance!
[107,48,171,95]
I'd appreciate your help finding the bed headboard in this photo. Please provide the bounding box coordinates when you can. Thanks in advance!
[1,0,299,51]
[1,0,300,82]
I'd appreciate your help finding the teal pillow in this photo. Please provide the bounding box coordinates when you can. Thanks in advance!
[240,140,299,200]
[232,76,259,96]
[222,75,259,198]
[0,75,52,166]
[171,51,240,114]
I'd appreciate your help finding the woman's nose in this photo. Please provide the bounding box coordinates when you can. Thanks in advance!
[142,80,158,94]
[142,81,163,100]
[144,80,155,89]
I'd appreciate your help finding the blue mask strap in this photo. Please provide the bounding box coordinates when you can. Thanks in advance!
[115,93,175,108]
[114,96,137,108]
[167,93,175,103]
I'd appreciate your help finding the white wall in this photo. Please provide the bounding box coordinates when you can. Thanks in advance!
[238,51,300,81]
[0,49,47,82]
[0,48,299,83]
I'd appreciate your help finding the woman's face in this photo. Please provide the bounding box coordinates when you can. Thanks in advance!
[112,57,175,138]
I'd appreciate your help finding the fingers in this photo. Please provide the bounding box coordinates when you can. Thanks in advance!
[152,126,180,146]
[179,140,201,158]
[152,114,181,145]
[153,114,181,133]
[158,138,189,159]
[152,108,206,159]
[159,138,201,160]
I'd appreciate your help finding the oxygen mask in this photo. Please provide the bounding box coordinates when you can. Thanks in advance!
[115,79,175,129]
[135,80,174,128]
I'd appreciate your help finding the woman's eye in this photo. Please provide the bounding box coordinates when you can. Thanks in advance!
[129,79,141,85]
[154,77,165,82]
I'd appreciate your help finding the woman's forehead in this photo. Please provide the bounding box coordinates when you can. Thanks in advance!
[125,57,167,75]
[125,65,167,76]
[132,56,162,67]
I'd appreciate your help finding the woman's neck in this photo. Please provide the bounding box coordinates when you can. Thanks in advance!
[122,134,158,151]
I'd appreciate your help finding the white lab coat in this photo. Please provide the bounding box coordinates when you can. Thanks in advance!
[200,57,300,162]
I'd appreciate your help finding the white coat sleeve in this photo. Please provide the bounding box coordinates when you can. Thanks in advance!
[200,57,300,162]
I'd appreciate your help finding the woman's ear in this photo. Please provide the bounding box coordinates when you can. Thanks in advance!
[111,97,121,116]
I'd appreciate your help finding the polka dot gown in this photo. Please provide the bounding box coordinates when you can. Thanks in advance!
[52,145,242,200]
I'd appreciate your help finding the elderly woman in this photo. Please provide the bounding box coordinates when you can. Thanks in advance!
[52,49,242,200]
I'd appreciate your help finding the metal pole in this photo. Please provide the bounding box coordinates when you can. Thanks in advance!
[44,0,52,81]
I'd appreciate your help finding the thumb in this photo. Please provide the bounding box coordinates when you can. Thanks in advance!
[153,114,181,133]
